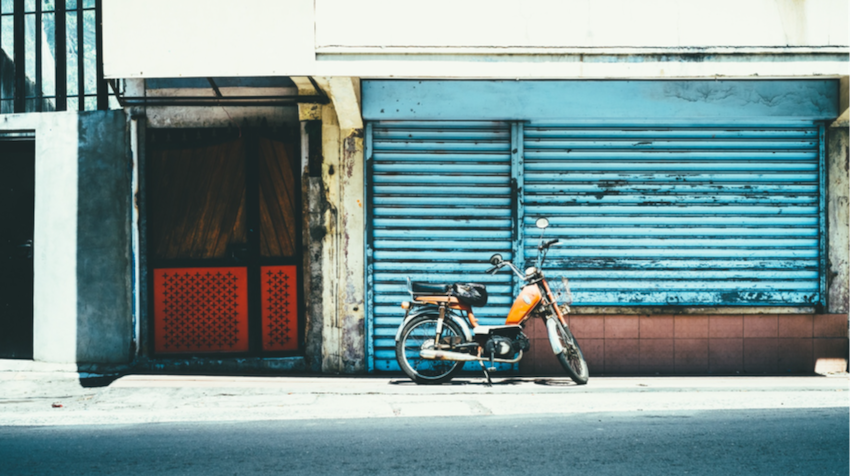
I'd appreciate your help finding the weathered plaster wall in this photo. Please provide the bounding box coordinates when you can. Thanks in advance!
[319,103,342,372]
[301,120,326,373]
[303,171,326,372]
[827,107,849,314]
[826,76,848,314]
[313,77,366,374]
[1,110,132,364]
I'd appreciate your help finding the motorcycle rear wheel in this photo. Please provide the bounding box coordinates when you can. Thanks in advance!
[552,319,589,385]
[396,315,466,385]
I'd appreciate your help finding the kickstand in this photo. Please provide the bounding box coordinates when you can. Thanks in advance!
[478,361,493,387]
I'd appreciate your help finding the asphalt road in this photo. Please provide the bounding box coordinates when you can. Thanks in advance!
[1,407,847,476]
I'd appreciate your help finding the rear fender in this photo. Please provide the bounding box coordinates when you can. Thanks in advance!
[394,308,473,343]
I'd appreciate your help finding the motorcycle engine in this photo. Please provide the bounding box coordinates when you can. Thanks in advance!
[484,333,530,358]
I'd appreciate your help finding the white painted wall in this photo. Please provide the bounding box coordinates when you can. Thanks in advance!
[316,0,848,50]
[1,112,133,364]
[2,113,78,362]
[102,0,316,78]
[103,0,848,79]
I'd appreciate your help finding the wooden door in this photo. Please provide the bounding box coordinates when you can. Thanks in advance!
[147,129,300,356]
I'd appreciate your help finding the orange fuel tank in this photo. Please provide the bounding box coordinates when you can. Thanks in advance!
[505,285,542,325]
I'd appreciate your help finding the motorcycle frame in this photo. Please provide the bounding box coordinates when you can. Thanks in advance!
[394,269,567,352]
[394,223,571,371]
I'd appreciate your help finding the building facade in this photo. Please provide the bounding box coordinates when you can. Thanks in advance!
[1,0,848,376]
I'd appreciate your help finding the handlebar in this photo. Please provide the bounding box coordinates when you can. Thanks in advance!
[487,261,527,280]
[539,238,560,249]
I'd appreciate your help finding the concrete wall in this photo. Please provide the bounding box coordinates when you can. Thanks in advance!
[1,110,132,364]
[103,0,848,79]
[75,111,133,363]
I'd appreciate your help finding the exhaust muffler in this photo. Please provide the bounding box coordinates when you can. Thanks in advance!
[419,349,522,364]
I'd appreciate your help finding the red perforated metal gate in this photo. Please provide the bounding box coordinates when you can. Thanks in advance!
[147,129,301,356]
[154,267,250,353]
[260,266,299,351]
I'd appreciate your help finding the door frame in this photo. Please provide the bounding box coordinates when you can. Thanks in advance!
[0,134,36,359]
[144,127,304,358]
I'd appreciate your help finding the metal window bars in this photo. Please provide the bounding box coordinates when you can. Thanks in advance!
[0,0,111,113]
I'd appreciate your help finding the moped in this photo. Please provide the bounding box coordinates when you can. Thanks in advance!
[394,217,589,385]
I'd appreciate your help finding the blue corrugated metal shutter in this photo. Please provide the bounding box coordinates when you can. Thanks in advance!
[522,124,822,306]
[367,121,515,372]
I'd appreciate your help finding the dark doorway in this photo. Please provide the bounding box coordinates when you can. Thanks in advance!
[0,139,35,359]
[146,128,302,357]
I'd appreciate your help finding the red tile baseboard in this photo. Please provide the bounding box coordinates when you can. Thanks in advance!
[518,314,848,376]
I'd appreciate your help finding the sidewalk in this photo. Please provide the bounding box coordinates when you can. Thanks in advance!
[1,360,847,427]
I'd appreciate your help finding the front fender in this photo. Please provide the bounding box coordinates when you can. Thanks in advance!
[546,317,564,355]
[393,307,473,343]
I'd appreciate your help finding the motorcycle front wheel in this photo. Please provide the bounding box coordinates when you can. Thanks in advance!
[551,319,589,385]
[395,315,465,385]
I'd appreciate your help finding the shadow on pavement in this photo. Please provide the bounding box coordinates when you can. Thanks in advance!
[388,376,578,387]
[78,374,125,388]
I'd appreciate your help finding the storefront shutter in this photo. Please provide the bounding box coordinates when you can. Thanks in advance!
[367,121,514,372]
[522,124,823,306]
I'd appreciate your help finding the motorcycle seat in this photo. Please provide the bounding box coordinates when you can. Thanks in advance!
[411,282,450,294]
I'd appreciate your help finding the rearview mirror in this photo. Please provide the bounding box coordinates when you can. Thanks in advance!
[489,254,503,266]
[535,217,549,229]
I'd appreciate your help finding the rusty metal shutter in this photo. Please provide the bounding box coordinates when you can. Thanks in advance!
[366,121,515,372]
[521,123,824,306]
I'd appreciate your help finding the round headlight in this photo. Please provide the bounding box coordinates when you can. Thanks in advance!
[525,267,538,276]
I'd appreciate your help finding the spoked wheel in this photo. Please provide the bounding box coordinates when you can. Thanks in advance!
[552,319,589,385]
[396,315,465,385]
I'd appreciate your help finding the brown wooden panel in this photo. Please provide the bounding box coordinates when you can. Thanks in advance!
[148,140,247,260]
[258,137,298,257]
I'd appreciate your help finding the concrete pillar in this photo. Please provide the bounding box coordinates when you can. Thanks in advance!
[291,77,322,122]
[319,102,342,372]
[72,111,133,363]
[292,77,326,372]
[827,105,848,314]
[312,77,366,374]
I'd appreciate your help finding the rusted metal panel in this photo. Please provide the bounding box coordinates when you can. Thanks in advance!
[523,124,823,306]
[367,121,513,372]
